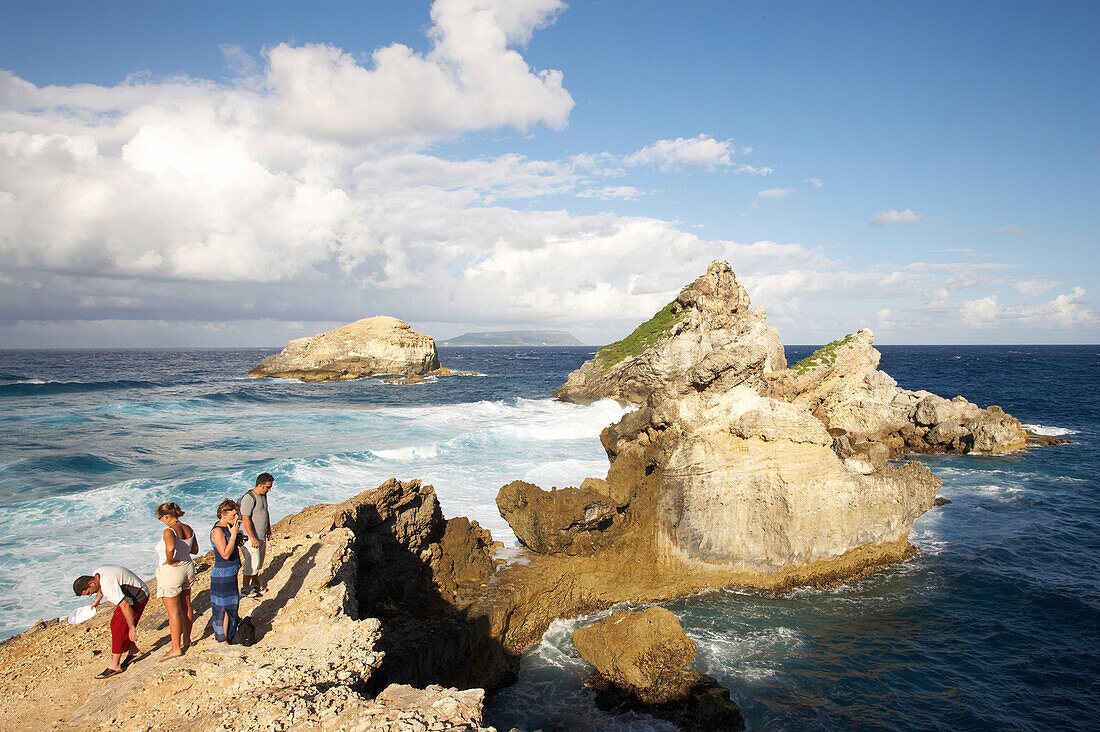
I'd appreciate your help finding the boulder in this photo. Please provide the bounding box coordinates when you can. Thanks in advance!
[926,420,966,446]
[573,607,745,731]
[572,607,696,691]
[967,407,1028,452]
[248,316,441,382]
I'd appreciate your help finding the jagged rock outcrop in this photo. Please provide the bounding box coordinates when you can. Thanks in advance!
[515,262,943,583]
[558,264,1030,457]
[554,262,785,405]
[572,607,745,731]
[496,478,627,555]
[248,316,442,382]
[767,328,1029,454]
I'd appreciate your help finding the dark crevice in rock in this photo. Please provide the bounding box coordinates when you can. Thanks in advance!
[324,479,516,696]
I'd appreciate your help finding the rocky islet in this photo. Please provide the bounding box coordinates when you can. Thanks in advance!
[247,316,444,382]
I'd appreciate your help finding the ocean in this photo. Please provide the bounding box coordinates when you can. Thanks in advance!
[1,345,1097,731]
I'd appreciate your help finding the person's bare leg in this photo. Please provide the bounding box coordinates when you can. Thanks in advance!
[161,595,182,657]
[109,651,123,671]
[180,588,193,652]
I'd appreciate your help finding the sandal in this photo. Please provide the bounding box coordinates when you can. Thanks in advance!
[121,654,137,670]
[95,667,122,679]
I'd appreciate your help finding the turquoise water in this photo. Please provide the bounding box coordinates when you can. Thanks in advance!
[1,345,1097,730]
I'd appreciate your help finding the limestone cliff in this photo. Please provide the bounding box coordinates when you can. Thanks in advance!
[248,316,442,382]
[528,262,941,582]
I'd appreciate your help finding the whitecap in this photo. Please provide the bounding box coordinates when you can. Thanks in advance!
[372,444,441,461]
[1021,422,1078,436]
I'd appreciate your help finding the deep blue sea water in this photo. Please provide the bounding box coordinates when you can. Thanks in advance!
[1,345,1097,731]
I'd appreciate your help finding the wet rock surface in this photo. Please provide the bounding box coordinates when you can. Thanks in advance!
[573,608,745,731]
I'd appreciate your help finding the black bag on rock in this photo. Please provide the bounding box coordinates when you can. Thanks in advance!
[232,616,256,646]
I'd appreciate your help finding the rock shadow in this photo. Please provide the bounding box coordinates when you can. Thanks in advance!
[323,479,515,695]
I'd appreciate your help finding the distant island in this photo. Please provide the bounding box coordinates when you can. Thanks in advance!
[439,330,584,347]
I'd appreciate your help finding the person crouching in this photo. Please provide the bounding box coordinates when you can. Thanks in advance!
[73,566,149,678]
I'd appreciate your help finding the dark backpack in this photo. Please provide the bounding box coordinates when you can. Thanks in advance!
[233,616,256,646]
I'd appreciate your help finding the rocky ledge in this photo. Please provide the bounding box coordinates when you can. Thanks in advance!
[248,316,444,382]
[0,479,501,732]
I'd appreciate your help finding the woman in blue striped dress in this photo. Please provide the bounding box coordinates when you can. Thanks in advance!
[210,499,243,644]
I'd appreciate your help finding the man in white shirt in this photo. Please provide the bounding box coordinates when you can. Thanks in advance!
[74,565,149,678]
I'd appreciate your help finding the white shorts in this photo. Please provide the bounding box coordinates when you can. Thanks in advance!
[240,538,267,576]
[155,561,195,598]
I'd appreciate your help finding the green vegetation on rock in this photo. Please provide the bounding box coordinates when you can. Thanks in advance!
[791,331,861,375]
[596,299,688,371]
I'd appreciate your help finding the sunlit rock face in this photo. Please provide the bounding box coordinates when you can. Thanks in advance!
[521,261,963,580]
[767,328,1028,454]
[248,315,440,382]
[554,261,786,405]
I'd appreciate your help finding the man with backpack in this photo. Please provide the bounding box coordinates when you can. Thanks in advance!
[239,472,274,597]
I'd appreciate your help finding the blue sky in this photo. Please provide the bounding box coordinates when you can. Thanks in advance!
[0,0,1096,346]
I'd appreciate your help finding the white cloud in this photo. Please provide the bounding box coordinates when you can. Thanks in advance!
[993,224,1028,235]
[267,0,573,144]
[0,0,1093,347]
[576,186,643,200]
[1011,279,1059,295]
[807,177,823,188]
[870,208,931,226]
[623,134,771,174]
[954,288,1095,329]
[754,187,796,204]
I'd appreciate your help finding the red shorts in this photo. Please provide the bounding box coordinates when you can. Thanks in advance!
[110,598,147,654]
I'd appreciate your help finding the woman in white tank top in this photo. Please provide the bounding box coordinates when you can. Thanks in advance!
[154,502,198,659]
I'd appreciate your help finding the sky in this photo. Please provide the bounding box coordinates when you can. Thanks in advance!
[0,0,1097,347]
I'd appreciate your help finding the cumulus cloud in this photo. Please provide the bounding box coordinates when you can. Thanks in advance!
[807,177,823,188]
[0,0,1093,347]
[946,288,1096,330]
[623,134,770,174]
[993,223,1028,235]
[870,208,931,226]
[268,0,573,144]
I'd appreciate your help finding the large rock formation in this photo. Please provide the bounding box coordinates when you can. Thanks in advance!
[505,262,941,582]
[557,264,1029,458]
[248,316,442,382]
[572,607,745,731]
